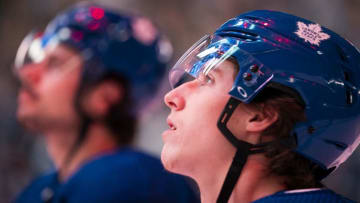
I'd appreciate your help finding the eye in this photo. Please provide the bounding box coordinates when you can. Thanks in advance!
[45,56,64,70]
[173,73,195,88]
[198,72,214,86]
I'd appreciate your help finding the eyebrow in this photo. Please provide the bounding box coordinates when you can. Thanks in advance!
[209,68,229,82]
[211,64,235,78]
[202,60,236,80]
[211,68,223,77]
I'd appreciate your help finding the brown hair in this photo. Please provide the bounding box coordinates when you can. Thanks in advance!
[247,85,324,189]
[91,73,137,145]
[225,57,324,189]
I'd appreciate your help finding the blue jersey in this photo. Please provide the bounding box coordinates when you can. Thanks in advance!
[14,147,200,203]
[253,188,355,203]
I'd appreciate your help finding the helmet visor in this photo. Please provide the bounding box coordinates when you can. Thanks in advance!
[13,29,85,90]
[169,34,274,103]
[170,35,241,88]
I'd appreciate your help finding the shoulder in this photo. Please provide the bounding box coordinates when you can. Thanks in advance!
[71,147,166,183]
[14,172,58,203]
[253,188,355,203]
[63,147,200,202]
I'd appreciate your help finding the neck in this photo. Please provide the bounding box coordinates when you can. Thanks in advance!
[195,153,285,203]
[44,122,119,182]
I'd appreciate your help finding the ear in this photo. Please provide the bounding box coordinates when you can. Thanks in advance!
[82,81,123,119]
[246,105,278,133]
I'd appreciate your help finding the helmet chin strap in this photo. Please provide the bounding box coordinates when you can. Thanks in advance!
[216,96,299,203]
[216,97,267,203]
[60,78,94,178]
[62,114,92,167]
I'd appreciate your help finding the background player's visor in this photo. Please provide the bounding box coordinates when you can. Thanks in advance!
[14,29,83,69]
[13,31,84,91]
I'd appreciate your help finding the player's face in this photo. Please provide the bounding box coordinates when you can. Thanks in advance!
[161,61,249,176]
[16,44,83,132]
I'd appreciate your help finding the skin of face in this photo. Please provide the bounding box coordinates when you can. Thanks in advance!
[16,44,83,132]
[162,60,254,177]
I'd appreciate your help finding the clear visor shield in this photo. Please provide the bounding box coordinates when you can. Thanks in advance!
[14,30,84,91]
[169,35,239,88]
[169,35,273,102]
[14,30,68,71]
[14,31,46,71]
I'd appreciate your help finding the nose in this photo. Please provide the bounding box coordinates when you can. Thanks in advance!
[164,87,185,111]
[16,63,43,87]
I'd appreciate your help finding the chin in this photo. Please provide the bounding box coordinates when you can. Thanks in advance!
[17,110,29,125]
[161,144,180,173]
[17,111,41,132]
[161,144,193,178]
[17,105,34,120]
[19,118,40,132]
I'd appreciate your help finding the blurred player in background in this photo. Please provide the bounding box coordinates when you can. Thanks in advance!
[13,2,199,202]
[162,10,360,203]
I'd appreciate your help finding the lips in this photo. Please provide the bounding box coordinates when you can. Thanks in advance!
[162,118,176,141]
[19,86,38,100]
[167,118,177,131]
[18,89,34,103]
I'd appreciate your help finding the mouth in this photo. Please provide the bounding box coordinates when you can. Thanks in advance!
[19,85,38,99]
[19,89,33,101]
[167,118,177,131]
[18,87,40,108]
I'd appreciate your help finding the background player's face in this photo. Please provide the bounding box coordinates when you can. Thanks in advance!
[16,44,83,132]
[161,61,251,177]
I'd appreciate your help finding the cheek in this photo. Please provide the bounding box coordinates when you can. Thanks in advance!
[40,71,80,111]
[161,141,179,171]
[162,101,226,172]
[161,122,189,171]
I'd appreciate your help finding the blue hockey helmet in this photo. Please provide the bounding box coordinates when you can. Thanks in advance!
[14,2,173,115]
[170,10,360,176]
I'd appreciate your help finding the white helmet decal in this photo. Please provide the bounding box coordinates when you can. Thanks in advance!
[294,21,330,46]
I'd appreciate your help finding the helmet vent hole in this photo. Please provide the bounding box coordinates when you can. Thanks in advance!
[343,72,354,104]
[292,133,298,146]
[344,71,350,81]
[243,16,261,21]
[324,139,348,150]
[218,29,259,42]
[346,89,353,104]
[243,15,268,22]
[335,44,349,63]
[307,126,315,134]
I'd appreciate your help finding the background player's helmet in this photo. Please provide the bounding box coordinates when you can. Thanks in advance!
[170,10,360,174]
[15,2,173,115]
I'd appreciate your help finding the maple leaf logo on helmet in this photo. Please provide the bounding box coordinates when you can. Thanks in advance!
[295,21,330,46]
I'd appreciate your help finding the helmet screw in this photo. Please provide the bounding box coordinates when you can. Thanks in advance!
[243,72,252,81]
[307,126,315,134]
[250,64,259,73]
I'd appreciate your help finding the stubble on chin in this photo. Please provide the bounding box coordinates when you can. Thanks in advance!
[18,116,42,133]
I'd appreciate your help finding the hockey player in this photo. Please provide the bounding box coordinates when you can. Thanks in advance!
[162,10,360,203]
[14,2,199,203]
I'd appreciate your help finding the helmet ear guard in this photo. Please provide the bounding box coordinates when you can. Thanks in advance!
[228,56,274,103]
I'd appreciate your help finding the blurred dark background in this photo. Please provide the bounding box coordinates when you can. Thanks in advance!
[0,0,359,202]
